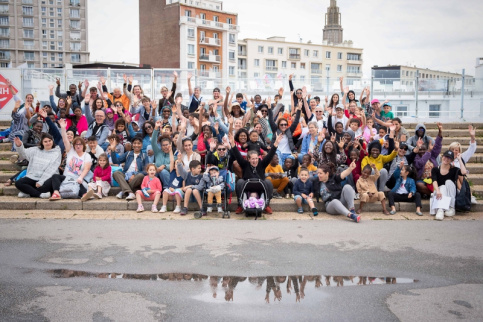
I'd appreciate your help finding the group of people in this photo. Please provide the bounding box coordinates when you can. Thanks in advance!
[1,73,476,222]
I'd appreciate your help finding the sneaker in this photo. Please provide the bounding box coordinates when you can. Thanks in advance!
[435,209,444,221]
[9,154,18,163]
[151,205,158,213]
[389,210,397,215]
[285,194,290,199]
[444,207,455,217]
[235,206,244,214]
[312,208,318,216]
[206,207,213,213]
[471,195,478,205]
[354,193,360,200]
[81,190,94,202]
[217,207,223,213]
[349,213,361,223]
[39,192,51,199]
[94,192,102,199]
[136,205,144,213]
[416,211,423,216]
[159,205,167,213]
[349,208,357,217]
[18,192,30,198]
[116,191,124,199]
[173,206,181,213]
[264,205,273,214]
[290,194,294,199]
[273,192,282,199]
[126,192,136,200]
[297,207,304,214]
[180,207,188,216]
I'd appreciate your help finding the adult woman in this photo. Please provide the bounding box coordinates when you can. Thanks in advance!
[49,119,92,200]
[176,121,201,171]
[65,105,88,136]
[312,162,360,223]
[431,150,467,220]
[49,84,68,115]
[14,133,62,198]
[125,77,144,110]
[449,125,476,169]
[231,128,250,178]
[268,99,302,166]
[313,139,347,168]
[158,71,177,109]
[299,121,322,163]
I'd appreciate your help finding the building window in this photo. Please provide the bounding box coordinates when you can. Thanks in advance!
[23,29,34,38]
[304,49,309,57]
[213,15,218,22]
[347,53,361,60]
[23,17,34,27]
[24,51,35,61]
[281,61,287,68]
[337,52,342,59]
[347,65,360,74]
[42,52,47,58]
[200,13,206,20]
[278,48,283,55]
[23,39,34,48]
[325,64,331,72]
[0,39,9,48]
[50,53,55,61]
[187,44,194,56]
[70,42,80,51]
[291,62,296,69]
[325,51,331,59]
[27,63,35,68]
[429,104,440,118]
[0,50,10,59]
[0,5,8,14]
[0,27,9,37]
[395,106,407,117]
[266,59,276,70]
[313,50,318,57]
[42,18,46,26]
[254,72,259,78]
[268,46,273,54]
[58,41,62,48]
[22,6,33,16]
[254,59,260,67]
[229,50,235,61]
[42,41,47,48]
[187,28,194,39]
[70,31,80,40]
[300,76,305,82]
[227,18,232,24]
[0,16,8,26]
[70,20,80,29]
[258,46,263,53]
[71,53,80,63]
[58,53,63,61]
[187,61,194,69]
[336,65,342,72]
[300,63,305,69]
[229,66,235,76]
[229,33,235,44]
[185,10,191,17]
[43,63,47,68]
[57,19,62,27]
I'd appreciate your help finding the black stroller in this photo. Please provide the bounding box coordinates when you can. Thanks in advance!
[240,178,269,219]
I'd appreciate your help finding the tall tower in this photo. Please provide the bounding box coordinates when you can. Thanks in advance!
[323,0,343,44]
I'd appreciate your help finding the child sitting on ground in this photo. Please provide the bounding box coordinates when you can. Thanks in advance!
[388,161,423,216]
[346,118,364,142]
[195,166,225,214]
[356,164,389,215]
[293,168,318,216]
[81,153,112,201]
[265,154,289,199]
[160,148,184,213]
[243,192,265,209]
[177,159,203,216]
[283,156,298,199]
[135,163,162,213]
[298,154,317,177]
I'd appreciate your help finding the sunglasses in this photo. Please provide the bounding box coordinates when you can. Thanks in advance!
[280,124,288,127]
[144,126,152,130]
[217,148,226,151]
[315,111,323,113]
[260,110,268,113]
[296,92,302,95]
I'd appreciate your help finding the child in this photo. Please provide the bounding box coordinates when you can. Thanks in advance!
[243,192,265,209]
[380,102,394,121]
[282,156,298,198]
[388,161,423,216]
[362,117,377,143]
[160,149,184,213]
[345,141,367,196]
[373,126,388,142]
[265,154,289,199]
[81,153,112,201]
[346,118,364,142]
[114,118,133,152]
[293,168,318,215]
[196,166,225,214]
[298,154,317,177]
[356,164,389,215]
[135,163,162,213]
[234,93,248,111]
[86,135,104,172]
[107,134,124,164]
[243,130,268,154]
[177,159,203,216]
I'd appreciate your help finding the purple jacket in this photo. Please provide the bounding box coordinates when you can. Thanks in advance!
[413,135,442,178]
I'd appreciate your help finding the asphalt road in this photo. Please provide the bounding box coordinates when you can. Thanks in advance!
[0,219,482,321]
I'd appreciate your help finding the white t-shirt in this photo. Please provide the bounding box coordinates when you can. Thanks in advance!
[277,134,290,153]
[396,179,409,194]
[128,153,140,173]
[65,149,92,178]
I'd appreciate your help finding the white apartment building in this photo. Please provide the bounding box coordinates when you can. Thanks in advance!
[237,37,363,91]
[0,0,89,68]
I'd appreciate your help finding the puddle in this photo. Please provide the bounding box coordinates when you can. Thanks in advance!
[49,270,417,303]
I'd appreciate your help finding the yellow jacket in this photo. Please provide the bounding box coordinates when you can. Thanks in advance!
[361,149,397,171]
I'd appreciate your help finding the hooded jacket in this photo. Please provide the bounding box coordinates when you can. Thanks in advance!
[16,144,61,186]
[413,134,442,179]
[407,123,435,153]
[194,166,225,190]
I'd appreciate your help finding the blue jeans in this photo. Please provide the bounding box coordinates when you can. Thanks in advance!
[157,169,170,188]
[277,151,294,167]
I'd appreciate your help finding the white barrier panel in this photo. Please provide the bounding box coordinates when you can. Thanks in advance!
[0,69,22,121]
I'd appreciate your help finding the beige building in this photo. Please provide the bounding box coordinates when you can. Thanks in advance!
[237,36,363,91]
[0,0,89,68]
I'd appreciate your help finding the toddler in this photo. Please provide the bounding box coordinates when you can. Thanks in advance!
[356,164,389,215]
[135,163,162,213]
[196,166,225,214]
[160,149,184,213]
[282,157,298,198]
[293,168,318,216]
[177,159,203,216]
[81,153,112,201]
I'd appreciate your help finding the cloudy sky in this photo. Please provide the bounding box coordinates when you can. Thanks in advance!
[88,0,483,77]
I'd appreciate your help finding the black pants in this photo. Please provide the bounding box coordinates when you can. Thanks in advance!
[387,191,422,208]
[15,175,65,198]
[284,181,294,194]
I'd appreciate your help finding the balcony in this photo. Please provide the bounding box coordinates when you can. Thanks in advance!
[69,0,81,6]
[24,44,35,49]
[0,31,9,38]
[199,54,220,63]
[238,65,246,70]
[0,52,10,60]
[311,69,322,75]
[288,54,300,60]
[346,72,362,77]
[199,37,220,46]
[179,16,239,32]
[238,50,246,56]
[198,70,220,78]
[266,66,278,71]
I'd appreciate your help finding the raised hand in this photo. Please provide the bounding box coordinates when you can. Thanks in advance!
[187,72,193,80]
[225,86,231,94]
[399,160,405,168]
[66,96,72,105]
[339,76,344,83]
[337,138,345,149]
[123,74,127,83]
[278,87,284,97]
[84,79,89,88]
[266,96,271,107]
[274,133,284,146]
[469,124,476,137]
[416,137,424,148]
[128,75,134,84]
[289,74,293,81]
[56,78,61,86]
[58,118,66,129]
[343,86,349,94]
[78,81,82,89]
[48,84,54,91]
[349,160,356,171]
[318,131,325,143]
[256,110,263,118]
[100,76,106,85]
[296,100,303,110]
[38,108,47,119]
[209,140,217,151]
[389,124,396,132]
[437,122,443,132]
[228,133,235,147]
[155,120,162,130]
[173,71,178,78]
[325,96,328,103]
[330,133,336,142]
[370,163,376,169]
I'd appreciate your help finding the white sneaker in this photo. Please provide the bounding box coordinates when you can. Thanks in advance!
[159,205,167,213]
[354,193,360,200]
[471,195,478,205]
[39,192,51,199]
[126,192,136,200]
[173,206,181,213]
[217,207,223,213]
[435,209,444,221]
[206,207,212,213]
[18,192,30,198]
[116,191,124,199]
[444,207,455,217]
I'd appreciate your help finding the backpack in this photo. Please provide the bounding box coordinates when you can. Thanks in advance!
[225,170,236,193]
[455,176,471,212]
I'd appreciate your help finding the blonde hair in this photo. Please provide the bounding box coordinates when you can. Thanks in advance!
[448,141,461,153]
[145,163,157,172]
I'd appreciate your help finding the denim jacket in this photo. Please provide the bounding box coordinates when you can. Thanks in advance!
[111,150,148,175]
[390,167,416,194]
[300,133,323,155]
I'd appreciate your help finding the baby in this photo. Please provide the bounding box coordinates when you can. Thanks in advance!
[243,192,265,209]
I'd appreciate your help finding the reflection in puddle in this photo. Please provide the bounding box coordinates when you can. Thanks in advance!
[49,270,418,303]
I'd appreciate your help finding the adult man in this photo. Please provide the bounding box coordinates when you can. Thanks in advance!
[230,133,283,215]
[187,72,204,113]
[85,110,109,150]
[101,75,130,110]
[55,78,87,110]
[109,136,148,200]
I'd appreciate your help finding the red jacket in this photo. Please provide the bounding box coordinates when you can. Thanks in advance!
[93,165,112,184]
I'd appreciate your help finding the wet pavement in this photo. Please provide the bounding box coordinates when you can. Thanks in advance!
[0,219,482,321]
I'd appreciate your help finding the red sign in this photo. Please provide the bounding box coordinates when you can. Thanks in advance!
[0,74,18,110]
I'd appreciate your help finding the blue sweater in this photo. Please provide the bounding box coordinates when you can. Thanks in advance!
[293,178,314,196]
[390,167,416,194]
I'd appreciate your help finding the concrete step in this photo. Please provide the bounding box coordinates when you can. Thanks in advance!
[0,161,21,171]
[423,130,479,138]
[0,195,481,214]
[405,123,483,130]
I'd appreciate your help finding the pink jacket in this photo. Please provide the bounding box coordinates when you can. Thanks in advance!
[141,176,162,192]
[93,165,112,184]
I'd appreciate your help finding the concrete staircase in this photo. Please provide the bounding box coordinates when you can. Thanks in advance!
[0,122,482,215]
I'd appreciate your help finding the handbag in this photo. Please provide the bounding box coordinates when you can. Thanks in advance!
[59,176,80,199]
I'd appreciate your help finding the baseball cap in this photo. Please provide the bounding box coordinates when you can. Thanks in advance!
[371,99,380,105]
[383,102,392,107]
[335,103,344,110]
[442,150,455,160]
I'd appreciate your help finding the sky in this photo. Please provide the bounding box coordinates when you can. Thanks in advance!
[88,0,483,77]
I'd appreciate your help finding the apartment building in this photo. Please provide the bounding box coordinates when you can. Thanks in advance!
[237,37,363,91]
[0,0,89,68]
[139,0,239,79]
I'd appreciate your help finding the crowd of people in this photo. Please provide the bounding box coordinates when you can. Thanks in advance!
[1,73,477,221]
